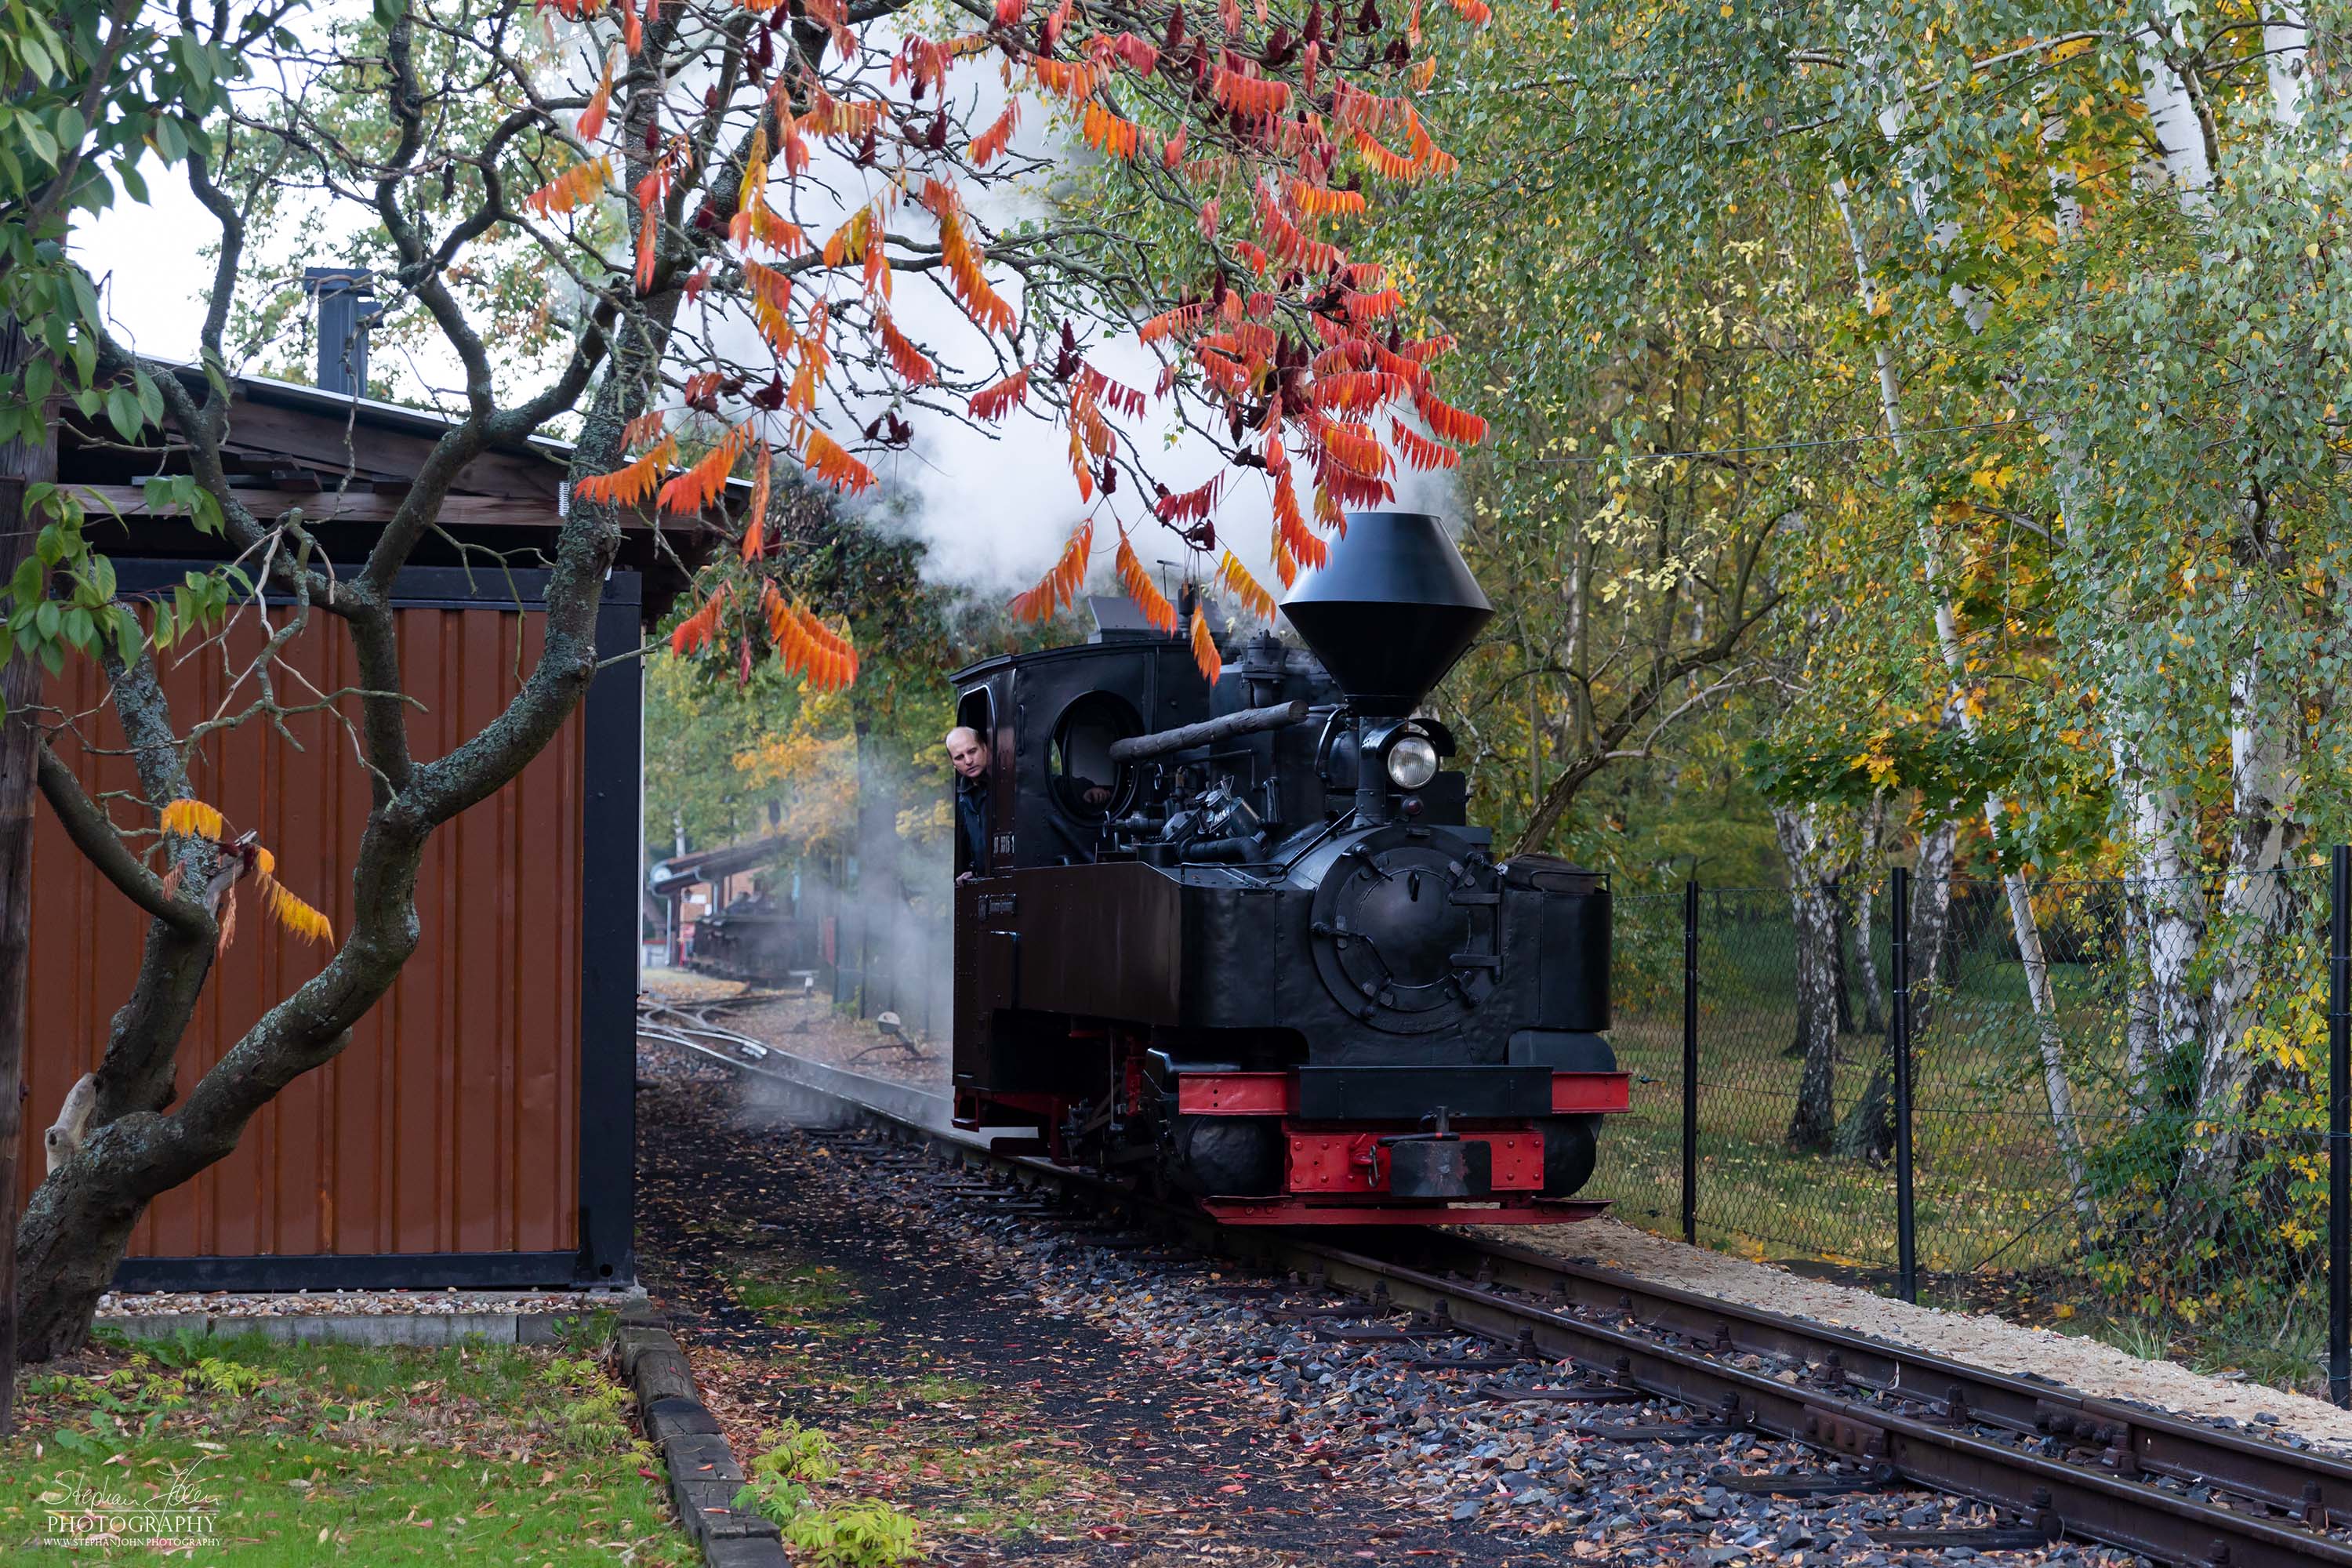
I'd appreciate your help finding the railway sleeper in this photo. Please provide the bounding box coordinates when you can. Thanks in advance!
[1712,1463,1899,1498]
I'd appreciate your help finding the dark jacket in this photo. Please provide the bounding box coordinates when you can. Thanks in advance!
[955,774,990,878]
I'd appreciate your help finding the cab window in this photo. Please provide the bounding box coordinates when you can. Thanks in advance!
[1051,693,1139,822]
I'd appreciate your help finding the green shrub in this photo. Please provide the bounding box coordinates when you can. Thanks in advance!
[782,1498,919,1567]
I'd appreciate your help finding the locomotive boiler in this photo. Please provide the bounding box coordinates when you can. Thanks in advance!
[949,511,1628,1224]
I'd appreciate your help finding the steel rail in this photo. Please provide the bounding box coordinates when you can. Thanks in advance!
[1399,1230,2352,1537]
[1276,1238,2352,1568]
[646,1024,2352,1568]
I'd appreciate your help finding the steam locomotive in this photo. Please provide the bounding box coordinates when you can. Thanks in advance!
[949,512,1627,1225]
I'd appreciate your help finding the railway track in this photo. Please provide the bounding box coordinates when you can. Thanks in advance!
[639,996,2352,1568]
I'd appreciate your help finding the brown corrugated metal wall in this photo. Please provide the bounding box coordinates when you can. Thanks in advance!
[16,604,583,1260]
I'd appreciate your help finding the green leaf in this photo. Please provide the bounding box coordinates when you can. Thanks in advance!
[34,600,60,640]
[10,556,40,604]
[103,384,140,440]
[67,268,98,329]
[64,605,92,648]
[21,121,59,171]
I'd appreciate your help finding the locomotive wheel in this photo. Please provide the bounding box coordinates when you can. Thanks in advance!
[1537,1115,1599,1198]
[1170,1113,1284,1197]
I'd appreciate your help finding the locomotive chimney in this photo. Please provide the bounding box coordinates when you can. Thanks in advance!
[1277,510,1491,717]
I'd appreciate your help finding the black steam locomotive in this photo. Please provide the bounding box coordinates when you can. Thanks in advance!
[949,512,1626,1225]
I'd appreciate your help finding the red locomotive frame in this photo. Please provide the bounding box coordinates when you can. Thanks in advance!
[954,1065,1629,1225]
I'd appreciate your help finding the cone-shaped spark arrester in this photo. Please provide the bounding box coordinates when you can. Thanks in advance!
[1277,511,1492,716]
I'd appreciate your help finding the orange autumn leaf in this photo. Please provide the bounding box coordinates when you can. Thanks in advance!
[969,100,1020,165]
[800,427,877,494]
[670,586,729,655]
[1189,605,1222,683]
[1115,533,1178,633]
[1080,102,1142,160]
[656,422,750,516]
[1217,550,1276,621]
[1287,180,1368,220]
[523,157,611,217]
[1389,419,1461,471]
[968,367,1030,420]
[937,205,1016,336]
[257,871,335,946]
[578,55,615,142]
[1009,519,1093,621]
[1412,388,1487,445]
[879,312,936,385]
[160,797,227,840]
[740,440,773,561]
[575,434,677,506]
[762,583,859,691]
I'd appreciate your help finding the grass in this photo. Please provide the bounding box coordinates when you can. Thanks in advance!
[728,1261,881,1340]
[0,1317,691,1566]
[710,1244,1116,1555]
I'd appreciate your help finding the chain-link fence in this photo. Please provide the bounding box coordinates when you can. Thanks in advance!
[1612,858,2348,1400]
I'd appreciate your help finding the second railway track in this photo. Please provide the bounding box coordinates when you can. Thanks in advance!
[640,993,2352,1567]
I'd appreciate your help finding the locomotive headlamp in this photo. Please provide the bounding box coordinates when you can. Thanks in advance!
[1385,733,1440,790]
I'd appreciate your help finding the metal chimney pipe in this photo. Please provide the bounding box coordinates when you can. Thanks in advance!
[299,266,379,397]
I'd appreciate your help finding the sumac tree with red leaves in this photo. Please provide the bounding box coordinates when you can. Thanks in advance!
[13,0,1486,1357]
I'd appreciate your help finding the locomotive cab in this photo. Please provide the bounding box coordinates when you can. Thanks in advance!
[950,513,1629,1224]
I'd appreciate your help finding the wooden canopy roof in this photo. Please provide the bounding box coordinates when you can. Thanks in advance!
[59,369,710,621]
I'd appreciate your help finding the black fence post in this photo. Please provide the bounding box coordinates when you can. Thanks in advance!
[1682,880,1699,1247]
[2331,844,2349,1409]
[1891,865,1918,1305]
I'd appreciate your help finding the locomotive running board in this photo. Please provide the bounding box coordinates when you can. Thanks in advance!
[1200,1197,1611,1227]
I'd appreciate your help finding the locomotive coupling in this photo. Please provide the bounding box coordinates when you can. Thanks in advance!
[1377,1108,1493,1199]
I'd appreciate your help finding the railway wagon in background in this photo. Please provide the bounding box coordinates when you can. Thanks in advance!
[949,511,1629,1225]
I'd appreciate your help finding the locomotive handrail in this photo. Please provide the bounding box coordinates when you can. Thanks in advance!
[1105,697,1311,763]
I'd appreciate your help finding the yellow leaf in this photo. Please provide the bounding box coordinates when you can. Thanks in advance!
[160,798,226,840]
[257,872,336,946]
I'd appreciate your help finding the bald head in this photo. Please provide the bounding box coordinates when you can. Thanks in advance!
[946,726,989,781]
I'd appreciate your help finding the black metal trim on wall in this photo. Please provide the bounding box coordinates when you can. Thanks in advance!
[575,586,642,1287]
[110,1251,592,1294]
[94,564,644,1294]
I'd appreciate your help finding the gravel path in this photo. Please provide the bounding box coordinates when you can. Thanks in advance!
[640,1040,2133,1567]
[1491,1217,2352,1457]
[94,1287,629,1319]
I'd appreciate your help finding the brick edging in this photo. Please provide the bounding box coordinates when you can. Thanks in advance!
[612,1303,788,1568]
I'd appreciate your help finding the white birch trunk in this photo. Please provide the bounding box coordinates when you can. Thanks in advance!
[1828,176,2092,1210]
[2268,6,2310,128]
[1777,804,1843,1153]
[2155,9,2310,1229]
